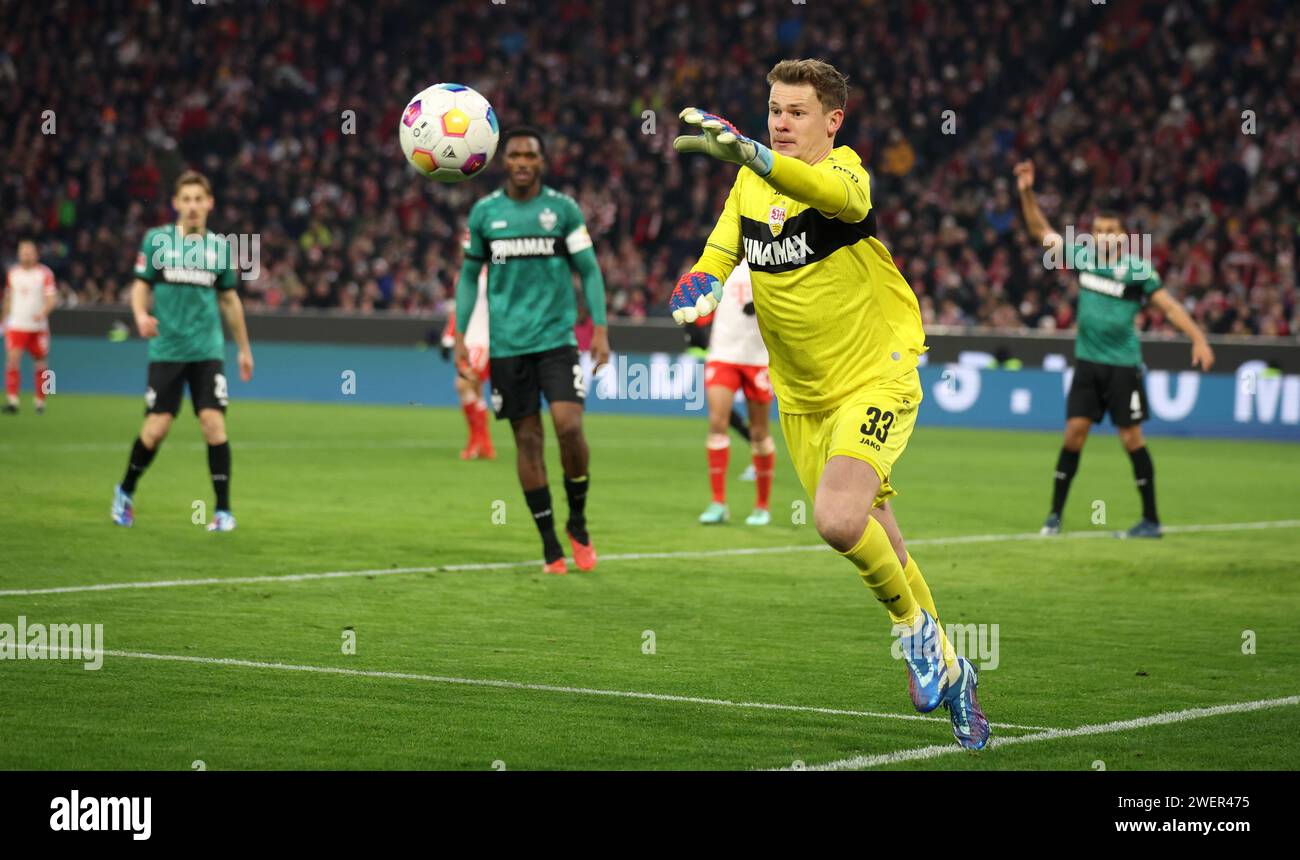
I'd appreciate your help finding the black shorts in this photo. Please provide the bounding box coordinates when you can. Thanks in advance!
[488,345,585,421]
[145,360,229,416]
[1067,358,1149,427]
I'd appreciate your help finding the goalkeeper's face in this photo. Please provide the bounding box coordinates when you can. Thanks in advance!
[768,82,844,163]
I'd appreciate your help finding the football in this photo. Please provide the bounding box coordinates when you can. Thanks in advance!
[399,83,499,183]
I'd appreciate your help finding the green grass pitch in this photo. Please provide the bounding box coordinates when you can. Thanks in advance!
[1,394,1297,770]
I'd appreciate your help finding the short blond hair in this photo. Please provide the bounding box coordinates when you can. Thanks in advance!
[767,59,849,112]
[174,170,213,197]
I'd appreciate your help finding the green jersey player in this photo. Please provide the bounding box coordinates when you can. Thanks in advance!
[1015,160,1214,539]
[453,127,609,574]
[111,171,255,532]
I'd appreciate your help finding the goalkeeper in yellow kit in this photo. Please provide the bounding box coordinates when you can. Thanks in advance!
[670,59,989,750]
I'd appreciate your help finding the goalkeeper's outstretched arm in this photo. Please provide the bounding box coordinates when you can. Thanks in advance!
[673,107,869,222]
[760,149,870,222]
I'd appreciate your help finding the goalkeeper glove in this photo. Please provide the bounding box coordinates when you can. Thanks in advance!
[669,271,723,325]
[672,108,774,176]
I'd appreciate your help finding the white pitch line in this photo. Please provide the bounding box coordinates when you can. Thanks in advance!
[1,519,1297,599]
[799,694,1300,770]
[65,648,1051,731]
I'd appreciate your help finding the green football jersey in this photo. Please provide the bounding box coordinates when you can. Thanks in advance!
[1068,242,1162,367]
[464,186,594,358]
[133,226,238,362]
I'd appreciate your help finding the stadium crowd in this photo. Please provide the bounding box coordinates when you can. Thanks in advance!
[1,0,1295,338]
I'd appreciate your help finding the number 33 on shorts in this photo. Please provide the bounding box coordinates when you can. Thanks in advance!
[779,372,923,507]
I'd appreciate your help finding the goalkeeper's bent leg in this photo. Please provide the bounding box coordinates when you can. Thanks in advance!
[839,518,960,684]
[838,517,919,627]
[870,504,940,626]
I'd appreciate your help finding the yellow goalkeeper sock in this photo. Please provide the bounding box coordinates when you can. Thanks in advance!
[840,517,919,627]
[903,553,960,684]
[903,554,940,630]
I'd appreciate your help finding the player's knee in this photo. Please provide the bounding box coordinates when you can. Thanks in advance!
[814,507,867,554]
[142,416,172,447]
[198,412,227,444]
[514,424,545,458]
[554,420,584,449]
[1120,428,1144,452]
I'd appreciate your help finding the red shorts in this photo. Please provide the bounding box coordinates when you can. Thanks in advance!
[704,360,773,403]
[5,329,49,360]
[458,343,491,383]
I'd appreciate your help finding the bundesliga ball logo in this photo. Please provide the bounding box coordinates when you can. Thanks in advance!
[399,83,500,183]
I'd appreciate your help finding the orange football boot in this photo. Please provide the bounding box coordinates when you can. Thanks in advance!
[568,530,597,571]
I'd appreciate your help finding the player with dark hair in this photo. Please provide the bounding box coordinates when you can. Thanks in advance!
[454,128,610,573]
[112,170,254,531]
[1015,160,1215,538]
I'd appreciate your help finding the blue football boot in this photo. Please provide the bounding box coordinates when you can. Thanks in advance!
[898,608,946,713]
[1122,519,1162,539]
[111,485,134,527]
[940,656,991,751]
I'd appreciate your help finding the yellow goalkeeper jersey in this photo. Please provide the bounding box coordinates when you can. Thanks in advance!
[690,145,926,414]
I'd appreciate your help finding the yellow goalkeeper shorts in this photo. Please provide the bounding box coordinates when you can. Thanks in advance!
[780,370,923,508]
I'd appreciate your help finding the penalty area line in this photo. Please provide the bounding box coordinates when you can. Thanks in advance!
[1,519,1297,598]
[794,694,1300,770]
[59,648,1053,732]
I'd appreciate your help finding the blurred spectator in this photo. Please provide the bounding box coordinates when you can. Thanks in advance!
[0,0,1293,342]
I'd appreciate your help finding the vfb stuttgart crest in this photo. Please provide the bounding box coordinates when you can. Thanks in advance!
[538,208,558,231]
[768,204,787,237]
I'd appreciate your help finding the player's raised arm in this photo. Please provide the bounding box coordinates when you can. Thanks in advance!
[1014,160,1063,255]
